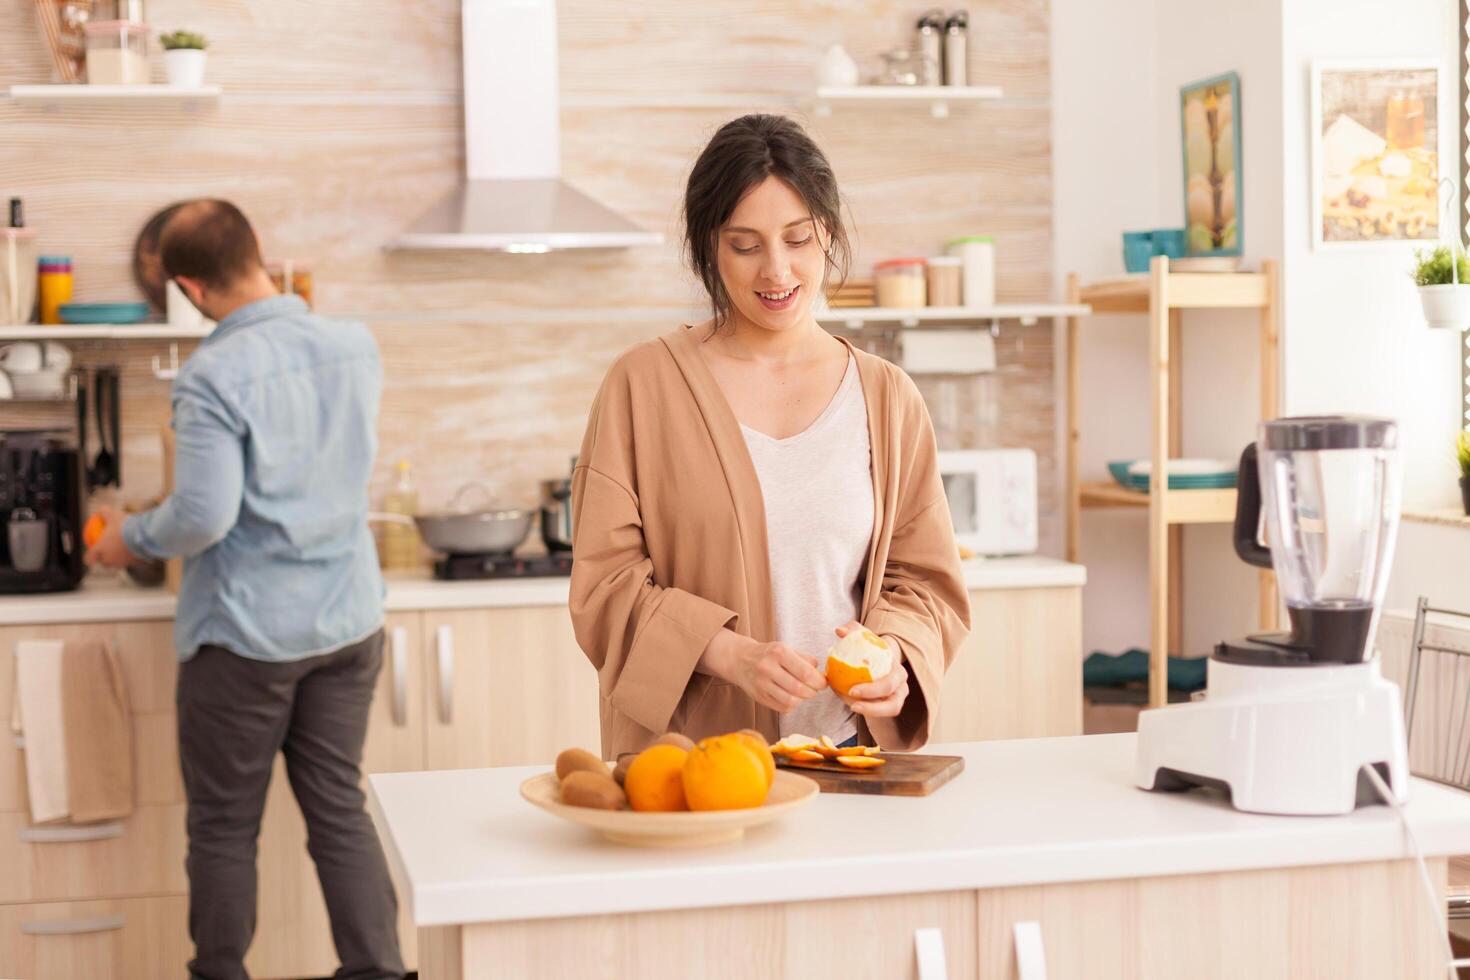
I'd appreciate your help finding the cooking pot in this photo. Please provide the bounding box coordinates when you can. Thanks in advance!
[540,478,573,553]
[370,483,533,556]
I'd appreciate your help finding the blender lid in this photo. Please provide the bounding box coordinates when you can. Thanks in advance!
[1259,415,1397,451]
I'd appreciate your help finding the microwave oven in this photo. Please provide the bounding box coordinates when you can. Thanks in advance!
[936,448,1038,557]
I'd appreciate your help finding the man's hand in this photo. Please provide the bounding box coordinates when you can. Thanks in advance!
[84,506,139,569]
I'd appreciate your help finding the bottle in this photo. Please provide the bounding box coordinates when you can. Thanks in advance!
[8,198,23,229]
[381,460,422,571]
[943,11,969,87]
[916,10,944,87]
[38,256,73,325]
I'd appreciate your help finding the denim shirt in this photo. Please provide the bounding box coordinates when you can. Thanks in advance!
[124,295,385,662]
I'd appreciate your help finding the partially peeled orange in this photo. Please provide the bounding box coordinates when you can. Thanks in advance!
[825,628,893,698]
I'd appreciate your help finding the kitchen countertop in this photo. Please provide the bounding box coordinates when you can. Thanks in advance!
[367,732,1470,928]
[0,556,1084,625]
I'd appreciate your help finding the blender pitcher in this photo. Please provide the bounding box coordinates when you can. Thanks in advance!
[1230,416,1401,664]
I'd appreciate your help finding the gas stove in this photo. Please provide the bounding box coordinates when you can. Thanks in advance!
[433,552,573,581]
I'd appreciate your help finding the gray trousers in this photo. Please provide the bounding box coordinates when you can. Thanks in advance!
[177,631,404,980]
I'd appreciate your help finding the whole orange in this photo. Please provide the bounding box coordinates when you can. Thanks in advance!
[623,744,690,812]
[734,730,775,789]
[682,734,769,811]
[83,514,106,548]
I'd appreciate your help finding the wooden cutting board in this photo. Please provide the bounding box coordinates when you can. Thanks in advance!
[774,753,964,796]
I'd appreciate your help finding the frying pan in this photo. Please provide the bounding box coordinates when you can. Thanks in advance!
[370,482,532,556]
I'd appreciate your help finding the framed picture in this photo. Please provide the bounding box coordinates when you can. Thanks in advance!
[1311,60,1449,250]
[1180,72,1244,257]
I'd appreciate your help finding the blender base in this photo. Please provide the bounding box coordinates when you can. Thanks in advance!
[1135,657,1410,815]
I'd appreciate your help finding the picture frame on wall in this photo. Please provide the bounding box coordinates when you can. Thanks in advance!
[1311,60,1449,250]
[1180,71,1244,257]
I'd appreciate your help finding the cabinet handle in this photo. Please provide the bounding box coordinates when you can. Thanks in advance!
[390,626,408,727]
[22,915,126,936]
[20,821,123,844]
[436,624,454,724]
[914,926,949,980]
[1013,921,1048,980]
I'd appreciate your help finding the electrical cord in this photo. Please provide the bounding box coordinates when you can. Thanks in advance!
[1361,764,1461,980]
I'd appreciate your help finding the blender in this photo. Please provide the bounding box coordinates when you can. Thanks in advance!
[1135,416,1410,815]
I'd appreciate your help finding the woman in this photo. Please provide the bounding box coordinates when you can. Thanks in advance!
[570,114,970,758]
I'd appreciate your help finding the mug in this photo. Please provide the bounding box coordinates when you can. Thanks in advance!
[7,510,49,573]
[0,342,42,375]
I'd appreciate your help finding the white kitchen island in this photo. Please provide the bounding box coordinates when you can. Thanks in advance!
[369,733,1470,980]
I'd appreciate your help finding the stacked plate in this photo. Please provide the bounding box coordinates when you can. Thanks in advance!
[1107,458,1236,492]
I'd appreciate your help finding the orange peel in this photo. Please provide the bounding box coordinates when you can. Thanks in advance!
[835,756,886,770]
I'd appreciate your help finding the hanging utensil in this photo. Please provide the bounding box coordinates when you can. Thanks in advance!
[90,367,118,488]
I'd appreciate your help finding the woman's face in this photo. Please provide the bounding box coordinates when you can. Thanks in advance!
[716,176,828,335]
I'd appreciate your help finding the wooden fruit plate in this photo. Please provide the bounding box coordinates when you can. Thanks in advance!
[520,770,820,847]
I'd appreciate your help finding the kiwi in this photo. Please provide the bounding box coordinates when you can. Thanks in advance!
[653,732,696,752]
[555,747,609,782]
[559,770,627,810]
[612,752,638,786]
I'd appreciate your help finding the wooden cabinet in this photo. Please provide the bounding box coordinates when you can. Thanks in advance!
[422,606,602,770]
[250,611,426,979]
[0,619,179,815]
[432,889,979,978]
[250,606,600,978]
[0,895,190,980]
[933,587,1083,744]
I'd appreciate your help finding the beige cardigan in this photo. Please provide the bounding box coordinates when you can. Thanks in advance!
[570,326,971,758]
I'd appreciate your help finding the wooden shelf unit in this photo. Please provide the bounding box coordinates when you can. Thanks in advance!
[1066,256,1280,708]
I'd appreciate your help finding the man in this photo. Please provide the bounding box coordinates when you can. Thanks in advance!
[88,199,403,980]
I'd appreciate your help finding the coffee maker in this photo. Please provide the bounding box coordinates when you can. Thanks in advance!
[0,428,85,594]
[1135,416,1410,815]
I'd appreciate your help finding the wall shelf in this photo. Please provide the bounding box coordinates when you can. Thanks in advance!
[8,84,221,107]
[1403,508,1470,529]
[1066,256,1281,708]
[818,303,1090,329]
[812,84,1004,118]
[0,324,210,341]
[1077,482,1237,524]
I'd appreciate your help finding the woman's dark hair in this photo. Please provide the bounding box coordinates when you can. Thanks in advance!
[683,114,850,328]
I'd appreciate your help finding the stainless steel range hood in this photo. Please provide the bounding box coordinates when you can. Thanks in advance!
[391,0,661,252]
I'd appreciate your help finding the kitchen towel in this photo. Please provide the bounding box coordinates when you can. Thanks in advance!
[898,329,997,375]
[11,639,70,823]
[61,639,134,823]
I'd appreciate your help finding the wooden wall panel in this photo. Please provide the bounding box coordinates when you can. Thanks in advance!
[0,0,1056,552]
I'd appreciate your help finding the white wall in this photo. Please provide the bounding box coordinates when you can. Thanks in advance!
[1053,0,1282,657]
[1278,0,1464,625]
[1051,0,1159,655]
[1280,0,1462,505]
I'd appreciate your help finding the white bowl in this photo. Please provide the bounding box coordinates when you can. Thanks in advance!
[9,369,66,399]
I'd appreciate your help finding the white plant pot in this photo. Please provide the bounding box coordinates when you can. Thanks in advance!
[1418,284,1470,330]
[164,49,207,89]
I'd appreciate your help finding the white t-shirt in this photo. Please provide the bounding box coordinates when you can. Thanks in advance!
[740,355,874,743]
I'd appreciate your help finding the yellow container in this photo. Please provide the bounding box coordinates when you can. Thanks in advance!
[38,257,73,325]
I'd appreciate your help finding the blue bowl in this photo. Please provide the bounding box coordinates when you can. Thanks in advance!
[1151,228,1187,259]
[59,302,150,325]
[1122,232,1153,273]
[1107,460,1135,487]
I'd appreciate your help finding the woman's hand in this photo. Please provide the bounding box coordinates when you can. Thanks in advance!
[700,631,828,713]
[833,621,910,718]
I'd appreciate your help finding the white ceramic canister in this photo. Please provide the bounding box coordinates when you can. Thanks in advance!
[947,235,995,309]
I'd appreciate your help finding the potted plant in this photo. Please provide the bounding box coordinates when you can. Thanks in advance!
[1458,432,1470,515]
[159,31,208,89]
[1413,244,1470,330]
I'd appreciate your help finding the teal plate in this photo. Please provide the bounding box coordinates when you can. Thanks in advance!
[59,302,150,325]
